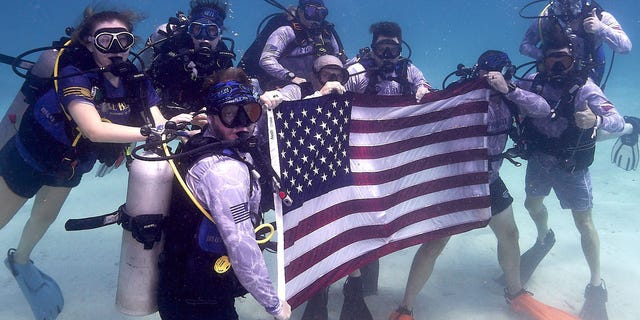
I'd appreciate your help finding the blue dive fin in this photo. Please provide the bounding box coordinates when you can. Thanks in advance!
[4,249,64,320]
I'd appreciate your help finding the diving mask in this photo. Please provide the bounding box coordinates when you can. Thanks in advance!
[372,40,402,60]
[188,20,221,40]
[302,4,328,22]
[218,102,263,128]
[207,80,262,128]
[93,28,135,54]
[550,0,583,17]
[317,65,349,85]
[543,52,575,74]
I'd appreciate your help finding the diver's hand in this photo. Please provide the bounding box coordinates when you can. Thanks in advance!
[168,113,193,125]
[575,103,598,129]
[485,71,509,94]
[415,84,431,102]
[272,300,292,320]
[319,81,346,96]
[191,111,208,127]
[291,77,307,85]
[583,8,604,34]
[260,90,284,110]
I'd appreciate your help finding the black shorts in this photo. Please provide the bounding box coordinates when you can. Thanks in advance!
[0,137,81,198]
[490,177,513,216]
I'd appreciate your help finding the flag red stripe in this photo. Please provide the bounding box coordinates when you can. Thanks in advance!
[284,172,489,248]
[352,80,490,107]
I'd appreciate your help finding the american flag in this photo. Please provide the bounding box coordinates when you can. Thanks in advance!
[268,79,492,308]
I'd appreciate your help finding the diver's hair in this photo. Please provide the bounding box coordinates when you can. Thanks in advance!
[189,0,227,19]
[542,37,573,53]
[370,21,402,44]
[202,67,252,92]
[72,7,144,45]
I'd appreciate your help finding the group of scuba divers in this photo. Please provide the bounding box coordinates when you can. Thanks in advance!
[0,0,637,319]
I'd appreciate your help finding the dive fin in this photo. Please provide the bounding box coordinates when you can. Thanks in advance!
[496,229,555,286]
[611,116,640,171]
[611,134,639,171]
[339,276,373,320]
[507,290,579,320]
[301,286,329,320]
[4,249,64,320]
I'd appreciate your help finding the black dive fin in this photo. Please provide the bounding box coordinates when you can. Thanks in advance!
[611,116,640,171]
[496,229,555,286]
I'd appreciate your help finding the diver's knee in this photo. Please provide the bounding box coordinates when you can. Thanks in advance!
[524,197,545,214]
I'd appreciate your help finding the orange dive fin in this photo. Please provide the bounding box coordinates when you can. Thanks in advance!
[508,290,579,320]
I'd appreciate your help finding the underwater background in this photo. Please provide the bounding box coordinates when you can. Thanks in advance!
[1,1,639,319]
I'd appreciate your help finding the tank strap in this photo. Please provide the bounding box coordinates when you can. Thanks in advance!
[119,205,164,250]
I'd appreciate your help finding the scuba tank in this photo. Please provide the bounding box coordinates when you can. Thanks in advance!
[0,49,58,149]
[115,148,174,316]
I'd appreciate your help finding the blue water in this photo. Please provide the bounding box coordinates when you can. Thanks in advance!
[1,1,639,319]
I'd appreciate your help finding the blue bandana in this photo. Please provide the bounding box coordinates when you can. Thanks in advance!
[300,0,325,7]
[206,80,256,113]
[191,6,225,27]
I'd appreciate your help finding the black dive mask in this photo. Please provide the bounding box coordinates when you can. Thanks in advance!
[302,4,328,22]
[372,40,402,60]
[544,52,575,75]
[217,102,262,128]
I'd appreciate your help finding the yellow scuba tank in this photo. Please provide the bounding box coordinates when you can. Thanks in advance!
[115,149,174,316]
[0,49,58,149]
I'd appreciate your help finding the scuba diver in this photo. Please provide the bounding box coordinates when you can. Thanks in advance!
[519,0,632,86]
[0,8,184,320]
[345,21,431,102]
[156,67,291,320]
[143,0,235,123]
[516,41,625,320]
[248,0,346,91]
[259,53,348,106]
[390,51,581,320]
